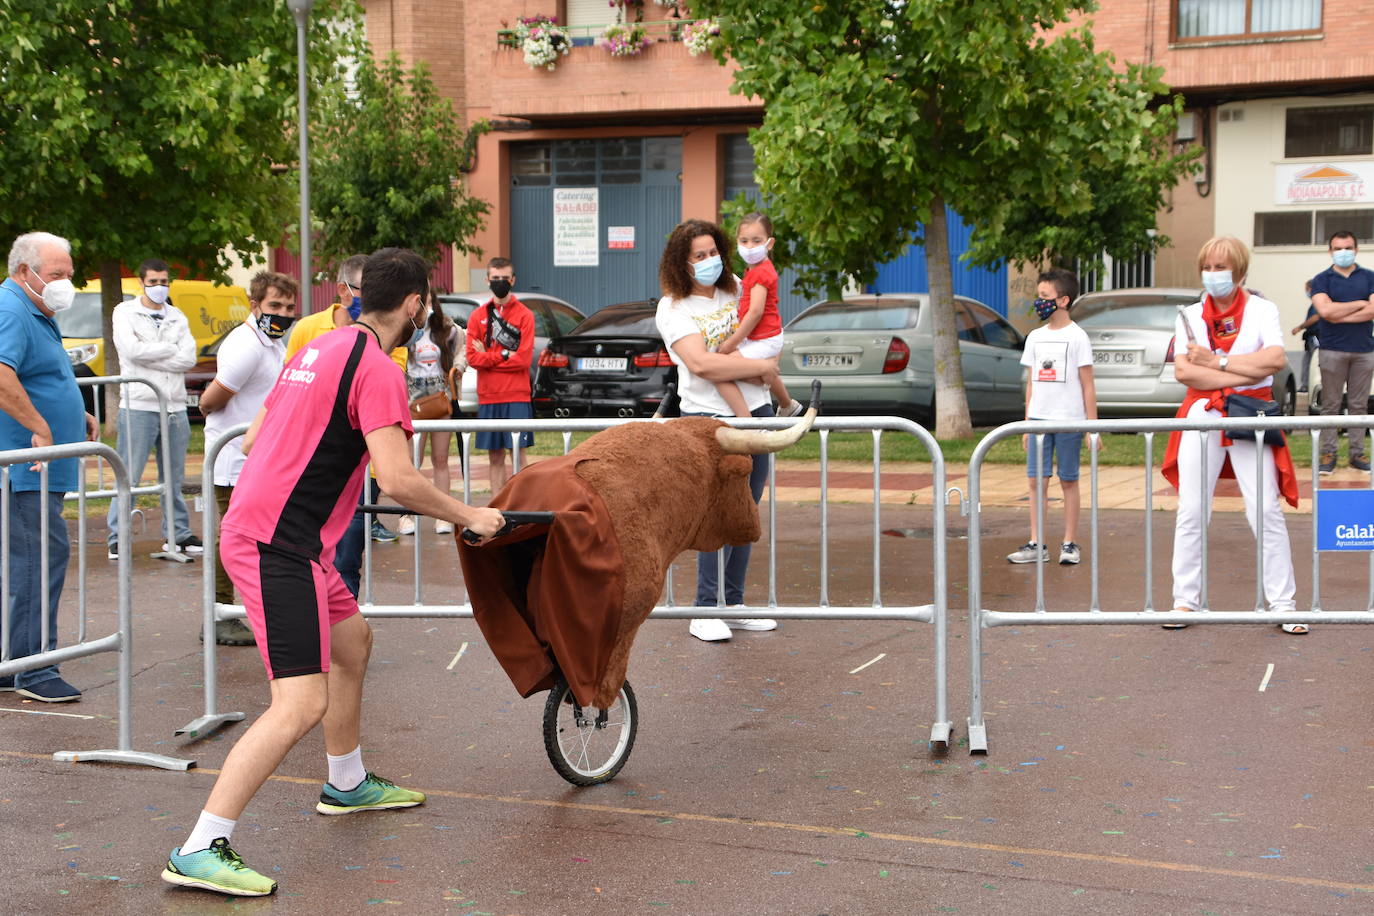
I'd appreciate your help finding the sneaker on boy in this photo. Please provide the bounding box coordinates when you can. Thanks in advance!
[1007,542,1049,564]
[162,837,277,897]
[1058,542,1081,565]
[316,772,425,815]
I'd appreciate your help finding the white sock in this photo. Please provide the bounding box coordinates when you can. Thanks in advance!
[327,746,367,791]
[181,810,236,855]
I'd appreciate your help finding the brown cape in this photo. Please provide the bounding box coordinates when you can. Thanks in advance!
[457,453,626,708]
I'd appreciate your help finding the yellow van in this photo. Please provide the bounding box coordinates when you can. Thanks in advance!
[59,279,251,376]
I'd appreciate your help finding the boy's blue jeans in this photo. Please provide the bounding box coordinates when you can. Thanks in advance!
[105,408,193,547]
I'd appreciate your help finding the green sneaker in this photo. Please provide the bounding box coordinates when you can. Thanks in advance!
[161,837,277,896]
[316,772,425,815]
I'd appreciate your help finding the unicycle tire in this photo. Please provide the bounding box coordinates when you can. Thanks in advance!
[542,675,637,786]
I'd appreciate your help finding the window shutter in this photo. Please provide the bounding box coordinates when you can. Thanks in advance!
[566,0,612,29]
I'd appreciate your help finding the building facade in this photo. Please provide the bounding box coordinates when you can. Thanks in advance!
[1082,0,1374,333]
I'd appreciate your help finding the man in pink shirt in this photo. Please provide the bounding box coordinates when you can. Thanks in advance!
[161,248,503,898]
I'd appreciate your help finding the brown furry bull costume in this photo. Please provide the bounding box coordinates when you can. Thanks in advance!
[458,409,816,709]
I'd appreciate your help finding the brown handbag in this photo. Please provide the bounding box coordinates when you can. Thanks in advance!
[410,390,451,421]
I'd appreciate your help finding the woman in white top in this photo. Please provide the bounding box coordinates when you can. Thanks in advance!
[1163,236,1303,632]
[398,292,464,536]
[654,218,783,642]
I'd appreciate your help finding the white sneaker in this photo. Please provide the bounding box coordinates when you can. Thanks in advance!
[776,400,805,417]
[397,515,416,536]
[725,618,778,631]
[435,520,454,535]
[688,618,732,641]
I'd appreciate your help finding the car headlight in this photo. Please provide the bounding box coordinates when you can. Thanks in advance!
[66,344,99,367]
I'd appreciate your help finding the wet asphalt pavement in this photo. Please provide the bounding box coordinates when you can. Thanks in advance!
[2,497,1373,915]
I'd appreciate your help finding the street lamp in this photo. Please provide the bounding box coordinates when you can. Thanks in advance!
[288,0,315,312]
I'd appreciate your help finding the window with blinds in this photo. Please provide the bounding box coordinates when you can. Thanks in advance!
[565,0,615,29]
[1174,0,1321,40]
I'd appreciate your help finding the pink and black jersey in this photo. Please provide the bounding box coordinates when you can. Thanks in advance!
[222,327,413,560]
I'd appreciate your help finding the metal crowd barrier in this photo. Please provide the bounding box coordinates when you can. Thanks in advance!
[0,441,192,770]
[77,375,192,564]
[965,413,1374,755]
[182,417,954,749]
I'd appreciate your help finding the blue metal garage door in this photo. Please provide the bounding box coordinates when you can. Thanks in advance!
[722,134,1007,319]
[509,138,682,316]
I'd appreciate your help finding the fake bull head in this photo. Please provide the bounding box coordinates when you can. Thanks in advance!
[459,381,821,709]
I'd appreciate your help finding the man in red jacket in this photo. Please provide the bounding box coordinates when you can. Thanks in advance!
[466,257,535,496]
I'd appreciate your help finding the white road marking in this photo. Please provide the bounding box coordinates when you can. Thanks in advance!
[848,653,886,675]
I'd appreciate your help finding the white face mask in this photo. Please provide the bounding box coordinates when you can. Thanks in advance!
[144,283,170,306]
[1201,269,1234,300]
[24,272,76,314]
[737,242,770,265]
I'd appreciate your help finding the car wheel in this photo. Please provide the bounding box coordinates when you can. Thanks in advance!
[1280,379,1297,416]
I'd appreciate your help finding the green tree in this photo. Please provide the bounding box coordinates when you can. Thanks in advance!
[694,0,1198,436]
[310,52,489,274]
[0,0,362,415]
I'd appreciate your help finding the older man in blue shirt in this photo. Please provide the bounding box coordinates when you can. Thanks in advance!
[0,232,97,702]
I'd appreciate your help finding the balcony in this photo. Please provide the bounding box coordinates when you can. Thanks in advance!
[490,20,758,122]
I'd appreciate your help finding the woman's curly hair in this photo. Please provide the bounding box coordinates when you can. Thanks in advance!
[658,219,738,301]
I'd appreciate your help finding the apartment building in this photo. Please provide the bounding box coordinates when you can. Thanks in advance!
[1084,0,1374,330]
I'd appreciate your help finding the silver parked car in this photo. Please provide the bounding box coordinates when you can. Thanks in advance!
[1074,287,1297,418]
[778,293,1026,425]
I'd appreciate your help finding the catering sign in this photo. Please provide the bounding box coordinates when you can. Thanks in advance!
[1275,162,1374,205]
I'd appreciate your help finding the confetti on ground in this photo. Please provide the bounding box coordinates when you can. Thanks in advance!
[446,642,469,671]
[848,653,886,674]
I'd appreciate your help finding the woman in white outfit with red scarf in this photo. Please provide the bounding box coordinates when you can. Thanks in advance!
[1162,236,1305,633]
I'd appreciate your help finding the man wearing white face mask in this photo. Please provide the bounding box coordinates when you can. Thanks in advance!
[105,258,199,559]
[1309,230,1374,475]
[0,232,98,702]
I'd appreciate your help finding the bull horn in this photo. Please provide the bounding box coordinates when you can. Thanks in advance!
[652,382,677,419]
[716,379,822,454]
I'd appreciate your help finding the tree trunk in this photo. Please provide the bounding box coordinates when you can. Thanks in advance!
[927,194,973,439]
[99,259,123,435]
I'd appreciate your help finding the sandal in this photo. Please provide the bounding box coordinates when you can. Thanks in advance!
[1281,622,1309,635]
[1161,607,1193,629]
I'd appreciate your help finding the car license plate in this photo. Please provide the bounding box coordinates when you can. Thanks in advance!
[577,357,625,372]
[1093,349,1139,366]
[802,353,856,368]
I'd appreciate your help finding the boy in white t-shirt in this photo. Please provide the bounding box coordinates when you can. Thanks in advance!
[199,271,298,644]
[1007,268,1098,566]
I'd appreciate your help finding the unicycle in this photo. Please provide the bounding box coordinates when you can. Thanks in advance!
[462,510,640,786]
[542,674,637,786]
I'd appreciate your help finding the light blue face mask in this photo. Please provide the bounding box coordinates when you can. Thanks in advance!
[690,254,723,288]
[1333,248,1357,269]
[406,304,428,348]
[1201,269,1234,300]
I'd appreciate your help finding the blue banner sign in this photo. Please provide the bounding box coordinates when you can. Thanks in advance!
[1316,489,1374,551]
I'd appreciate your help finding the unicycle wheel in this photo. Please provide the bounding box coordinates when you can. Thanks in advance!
[542,675,637,786]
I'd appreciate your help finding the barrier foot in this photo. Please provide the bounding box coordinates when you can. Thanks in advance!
[175,712,246,738]
[53,749,195,771]
[928,721,954,751]
[966,718,988,755]
[151,548,194,565]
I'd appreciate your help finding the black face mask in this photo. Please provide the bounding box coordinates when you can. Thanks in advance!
[489,277,512,299]
[256,312,296,339]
